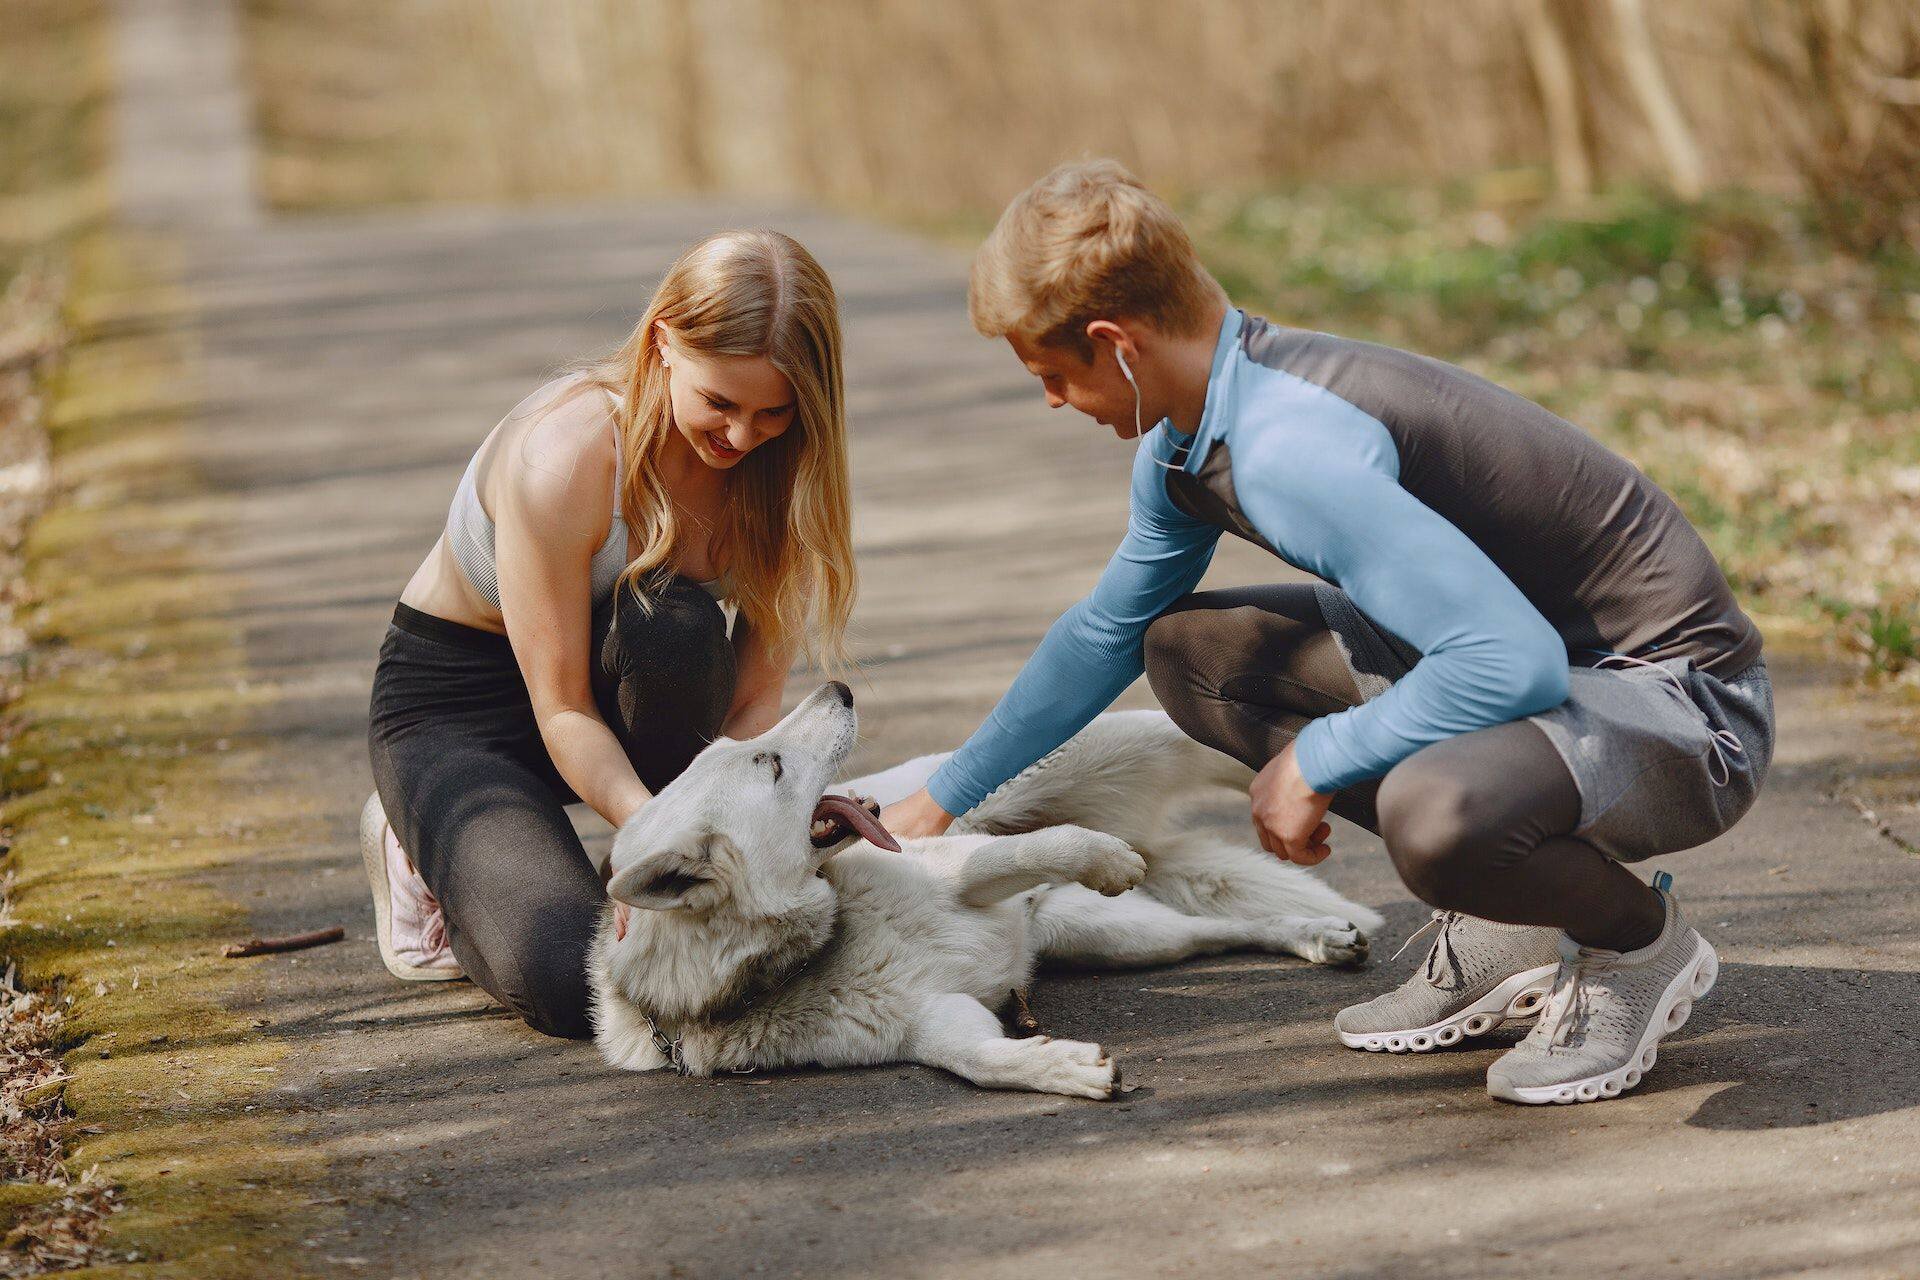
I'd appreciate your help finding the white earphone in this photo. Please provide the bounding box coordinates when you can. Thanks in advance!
[1114,346,1141,435]
[1114,345,1187,472]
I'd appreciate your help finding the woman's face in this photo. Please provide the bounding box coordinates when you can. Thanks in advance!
[658,325,797,470]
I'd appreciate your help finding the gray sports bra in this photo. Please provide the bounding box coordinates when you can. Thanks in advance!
[446,387,723,609]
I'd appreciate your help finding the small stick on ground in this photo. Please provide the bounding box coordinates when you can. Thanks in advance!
[1008,987,1044,1037]
[222,926,345,958]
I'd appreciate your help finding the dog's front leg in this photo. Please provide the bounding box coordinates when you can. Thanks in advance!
[906,993,1118,1099]
[954,826,1145,907]
[592,988,672,1072]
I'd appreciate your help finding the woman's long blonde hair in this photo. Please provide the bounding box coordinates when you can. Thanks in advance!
[580,230,856,671]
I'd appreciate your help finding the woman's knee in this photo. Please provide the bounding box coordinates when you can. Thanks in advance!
[604,578,729,672]
[522,980,593,1040]
[453,872,601,1040]
[598,579,735,740]
[493,927,596,1039]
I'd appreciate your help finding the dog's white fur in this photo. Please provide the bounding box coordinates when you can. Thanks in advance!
[588,684,1382,1098]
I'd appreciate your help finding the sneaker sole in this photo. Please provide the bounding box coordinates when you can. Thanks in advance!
[1337,963,1559,1053]
[359,793,465,983]
[1486,934,1717,1105]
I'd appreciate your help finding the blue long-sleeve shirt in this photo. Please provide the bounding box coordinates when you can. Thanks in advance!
[927,307,1760,815]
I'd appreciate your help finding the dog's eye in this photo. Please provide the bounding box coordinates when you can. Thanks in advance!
[752,751,782,782]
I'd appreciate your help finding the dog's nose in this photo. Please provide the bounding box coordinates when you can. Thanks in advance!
[826,680,852,708]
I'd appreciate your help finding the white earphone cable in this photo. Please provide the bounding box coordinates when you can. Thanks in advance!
[1116,347,1189,473]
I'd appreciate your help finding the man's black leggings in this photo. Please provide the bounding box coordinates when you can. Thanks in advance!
[367,577,734,1038]
[1143,584,1666,951]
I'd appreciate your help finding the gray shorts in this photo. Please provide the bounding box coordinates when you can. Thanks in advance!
[1315,584,1776,864]
[1525,657,1774,862]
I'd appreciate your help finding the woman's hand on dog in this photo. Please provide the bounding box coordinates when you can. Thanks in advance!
[880,787,956,840]
[1250,744,1335,865]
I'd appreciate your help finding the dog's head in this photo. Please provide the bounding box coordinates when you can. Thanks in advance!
[606,682,893,920]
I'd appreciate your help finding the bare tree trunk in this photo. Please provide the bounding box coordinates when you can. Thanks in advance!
[1516,0,1592,198]
[1609,0,1705,199]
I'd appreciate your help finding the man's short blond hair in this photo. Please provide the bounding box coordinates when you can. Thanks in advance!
[969,159,1224,359]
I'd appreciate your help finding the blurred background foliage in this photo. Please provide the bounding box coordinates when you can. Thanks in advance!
[6,0,1918,679]
[240,0,1917,246]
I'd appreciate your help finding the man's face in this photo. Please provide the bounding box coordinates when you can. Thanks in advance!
[1007,331,1140,441]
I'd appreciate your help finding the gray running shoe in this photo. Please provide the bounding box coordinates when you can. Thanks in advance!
[1486,890,1716,1105]
[1336,911,1561,1053]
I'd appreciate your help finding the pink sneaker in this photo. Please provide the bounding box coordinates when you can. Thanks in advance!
[358,792,464,981]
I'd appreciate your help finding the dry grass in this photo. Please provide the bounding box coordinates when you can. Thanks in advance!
[240,0,1902,218]
[1,950,120,1276]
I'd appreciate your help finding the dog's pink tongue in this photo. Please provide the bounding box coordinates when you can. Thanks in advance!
[812,794,902,852]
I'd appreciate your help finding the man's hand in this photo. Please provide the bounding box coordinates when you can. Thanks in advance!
[1249,743,1336,865]
[880,787,956,840]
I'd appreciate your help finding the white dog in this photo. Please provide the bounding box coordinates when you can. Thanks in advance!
[588,683,1382,1099]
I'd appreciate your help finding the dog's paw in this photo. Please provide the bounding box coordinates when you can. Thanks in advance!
[1018,1035,1120,1100]
[597,1030,671,1072]
[1267,916,1370,967]
[1074,833,1148,897]
[1302,917,1370,967]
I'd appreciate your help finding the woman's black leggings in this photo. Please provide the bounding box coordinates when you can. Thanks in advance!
[367,577,735,1038]
[1143,584,1664,951]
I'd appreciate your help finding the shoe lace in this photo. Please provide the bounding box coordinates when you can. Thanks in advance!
[1535,947,1623,1049]
[1390,911,1459,986]
[420,890,449,955]
[387,821,451,958]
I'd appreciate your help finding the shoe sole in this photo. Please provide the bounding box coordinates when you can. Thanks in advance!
[1486,934,1717,1105]
[1337,963,1559,1053]
[359,793,465,983]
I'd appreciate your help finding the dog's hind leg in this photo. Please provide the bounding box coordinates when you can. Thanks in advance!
[954,826,1145,907]
[958,711,1248,844]
[906,993,1117,1099]
[1033,884,1370,968]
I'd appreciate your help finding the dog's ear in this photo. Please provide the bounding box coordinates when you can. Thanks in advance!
[607,836,727,912]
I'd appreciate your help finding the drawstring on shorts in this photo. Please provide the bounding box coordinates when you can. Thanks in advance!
[1589,652,1744,787]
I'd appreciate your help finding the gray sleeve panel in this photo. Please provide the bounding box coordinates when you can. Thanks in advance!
[1235,317,1763,678]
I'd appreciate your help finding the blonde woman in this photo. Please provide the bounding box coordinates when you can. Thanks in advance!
[360,231,856,1038]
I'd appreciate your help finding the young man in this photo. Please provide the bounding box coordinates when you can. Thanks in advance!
[882,160,1774,1105]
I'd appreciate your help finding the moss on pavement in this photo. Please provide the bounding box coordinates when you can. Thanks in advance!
[3,230,335,1276]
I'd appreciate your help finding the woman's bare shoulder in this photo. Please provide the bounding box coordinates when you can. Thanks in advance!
[493,375,621,540]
